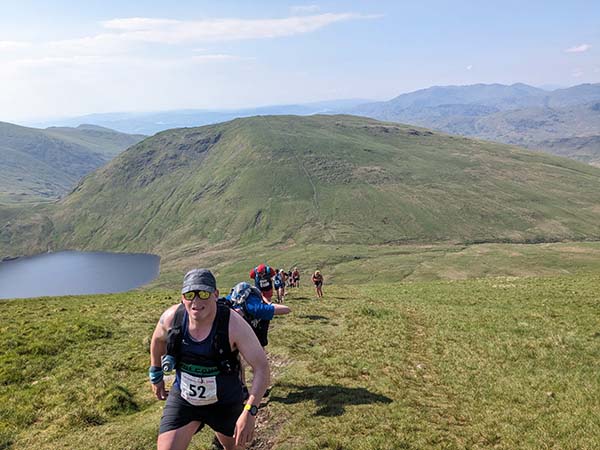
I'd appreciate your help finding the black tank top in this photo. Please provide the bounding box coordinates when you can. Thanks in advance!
[174,308,243,405]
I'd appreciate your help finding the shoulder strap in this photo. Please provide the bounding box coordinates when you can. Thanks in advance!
[173,302,186,326]
[213,302,240,375]
[165,303,186,358]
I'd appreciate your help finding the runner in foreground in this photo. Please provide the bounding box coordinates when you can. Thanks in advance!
[150,268,269,450]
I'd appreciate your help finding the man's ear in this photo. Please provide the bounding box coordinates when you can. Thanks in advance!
[215,289,220,297]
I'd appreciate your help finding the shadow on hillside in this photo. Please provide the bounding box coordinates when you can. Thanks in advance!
[290,296,313,301]
[270,383,392,416]
[298,314,329,321]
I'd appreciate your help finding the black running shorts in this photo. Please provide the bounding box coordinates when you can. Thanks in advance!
[158,388,243,436]
[254,320,270,347]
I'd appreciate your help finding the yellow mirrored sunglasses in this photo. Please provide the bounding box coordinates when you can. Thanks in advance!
[182,290,212,301]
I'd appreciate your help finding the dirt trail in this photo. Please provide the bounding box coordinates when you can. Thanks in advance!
[246,353,291,450]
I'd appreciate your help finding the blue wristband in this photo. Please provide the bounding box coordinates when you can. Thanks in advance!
[149,366,164,384]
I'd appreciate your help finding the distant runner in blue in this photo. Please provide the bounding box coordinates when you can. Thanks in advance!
[273,269,286,303]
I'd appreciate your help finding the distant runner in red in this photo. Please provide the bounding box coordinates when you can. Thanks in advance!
[249,264,276,301]
[291,267,300,288]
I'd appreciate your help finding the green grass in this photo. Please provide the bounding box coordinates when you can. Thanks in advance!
[2,114,600,448]
[1,273,599,449]
[146,240,600,292]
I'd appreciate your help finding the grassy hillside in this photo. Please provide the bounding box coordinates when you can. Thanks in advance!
[43,124,146,159]
[58,115,600,246]
[2,114,600,262]
[0,203,55,259]
[0,122,145,202]
[1,272,598,449]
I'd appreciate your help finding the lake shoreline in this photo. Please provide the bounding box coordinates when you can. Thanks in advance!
[0,250,160,300]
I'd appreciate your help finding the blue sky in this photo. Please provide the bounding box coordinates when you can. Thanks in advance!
[1,0,598,121]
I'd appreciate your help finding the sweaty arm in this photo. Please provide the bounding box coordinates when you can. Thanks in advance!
[273,304,291,315]
[149,304,178,400]
[229,311,270,447]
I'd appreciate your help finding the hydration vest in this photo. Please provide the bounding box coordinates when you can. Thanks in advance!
[165,300,240,375]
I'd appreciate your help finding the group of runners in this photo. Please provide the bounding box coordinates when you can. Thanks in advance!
[149,264,324,449]
[249,264,304,304]
[249,264,325,302]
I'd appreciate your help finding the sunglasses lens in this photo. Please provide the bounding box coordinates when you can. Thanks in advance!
[183,290,211,301]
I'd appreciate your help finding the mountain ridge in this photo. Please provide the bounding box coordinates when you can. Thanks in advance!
[349,83,600,165]
[0,121,146,202]
[3,115,599,262]
[24,83,600,165]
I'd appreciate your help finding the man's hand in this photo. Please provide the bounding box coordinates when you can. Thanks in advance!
[152,380,168,400]
[234,410,256,447]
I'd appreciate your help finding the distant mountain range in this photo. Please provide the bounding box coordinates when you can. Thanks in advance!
[0,122,145,202]
[348,83,600,166]
[26,84,600,166]
[3,115,600,260]
[29,99,372,135]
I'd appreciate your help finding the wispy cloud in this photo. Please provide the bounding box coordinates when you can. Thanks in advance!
[102,17,180,31]
[466,65,473,70]
[190,54,248,63]
[0,12,378,63]
[0,41,31,51]
[571,68,584,77]
[565,44,591,53]
[0,12,378,72]
[0,11,382,119]
[291,4,321,14]
[101,13,380,44]
[7,54,243,69]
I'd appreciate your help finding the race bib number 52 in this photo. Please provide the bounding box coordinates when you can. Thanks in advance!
[180,372,218,406]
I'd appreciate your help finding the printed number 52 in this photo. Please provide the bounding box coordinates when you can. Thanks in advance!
[189,384,206,398]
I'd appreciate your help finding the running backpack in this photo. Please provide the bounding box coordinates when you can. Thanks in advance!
[164,300,240,375]
[253,265,272,289]
[229,283,265,328]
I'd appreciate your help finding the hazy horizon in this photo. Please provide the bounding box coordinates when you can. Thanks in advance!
[12,81,584,128]
[1,0,598,122]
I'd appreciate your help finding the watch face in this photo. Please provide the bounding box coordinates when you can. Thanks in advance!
[249,405,258,416]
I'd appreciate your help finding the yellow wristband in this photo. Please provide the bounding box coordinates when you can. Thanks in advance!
[244,403,258,416]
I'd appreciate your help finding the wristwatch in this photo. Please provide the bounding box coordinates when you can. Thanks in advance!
[244,403,259,416]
